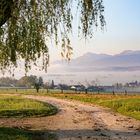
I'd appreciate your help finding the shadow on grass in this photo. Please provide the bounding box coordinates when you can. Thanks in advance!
[1,127,140,140]
[0,107,58,118]
[0,127,57,140]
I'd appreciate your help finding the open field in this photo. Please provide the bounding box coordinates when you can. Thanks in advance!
[0,88,139,120]
[0,88,140,120]
[0,91,139,140]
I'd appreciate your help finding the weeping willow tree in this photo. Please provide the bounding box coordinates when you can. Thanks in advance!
[0,0,105,73]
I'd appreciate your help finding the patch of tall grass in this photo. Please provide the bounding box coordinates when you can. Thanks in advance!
[0,95,57,118]
[100,98,140,120]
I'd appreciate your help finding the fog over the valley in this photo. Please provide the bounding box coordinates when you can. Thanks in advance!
[1,50,140,86]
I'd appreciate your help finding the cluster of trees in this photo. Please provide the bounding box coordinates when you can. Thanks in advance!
[0,77,17,87]
[0,75,43,92]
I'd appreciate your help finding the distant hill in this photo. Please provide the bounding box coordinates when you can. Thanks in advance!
[117,50,140,56]
[52,50,140,72]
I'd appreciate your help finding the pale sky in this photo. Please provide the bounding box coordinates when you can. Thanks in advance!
[1,0,140,85]
[49,0,140,61]
[29,0,140,85]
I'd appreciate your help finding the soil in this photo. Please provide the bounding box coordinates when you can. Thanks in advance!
[0,95,140,140]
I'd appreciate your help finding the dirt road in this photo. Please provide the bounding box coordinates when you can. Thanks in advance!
[0,95,140,140]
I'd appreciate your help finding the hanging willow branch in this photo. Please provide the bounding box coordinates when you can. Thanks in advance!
[0,0,105,73]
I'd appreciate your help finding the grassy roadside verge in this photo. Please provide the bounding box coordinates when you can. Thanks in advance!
[45,93,140,120]
[0,95,57,118]
[0,95,58,139]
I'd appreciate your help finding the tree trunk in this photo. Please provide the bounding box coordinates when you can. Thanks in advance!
[36,88,39,93]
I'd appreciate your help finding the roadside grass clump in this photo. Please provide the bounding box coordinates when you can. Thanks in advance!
[0,95,57,118]
[98,98,140,120]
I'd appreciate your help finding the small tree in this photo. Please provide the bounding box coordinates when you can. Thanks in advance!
[34,83,40,93]
[38,77,43,87]
[34,77,43,93]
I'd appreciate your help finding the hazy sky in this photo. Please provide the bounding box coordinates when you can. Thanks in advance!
[1,0,140,84]
[49,0,140,61]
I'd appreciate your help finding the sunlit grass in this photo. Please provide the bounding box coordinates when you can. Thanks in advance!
[0,89,139,120]
[0,95,57,118]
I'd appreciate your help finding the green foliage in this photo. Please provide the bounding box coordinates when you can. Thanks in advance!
[0,0,105,72]
[0,95,57,117]
[0,75,44,88]
[18,75,37,87]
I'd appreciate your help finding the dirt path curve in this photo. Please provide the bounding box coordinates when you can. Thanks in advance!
[0,95,140,140]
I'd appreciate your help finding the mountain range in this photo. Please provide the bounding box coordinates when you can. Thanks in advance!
[52,50,140,72]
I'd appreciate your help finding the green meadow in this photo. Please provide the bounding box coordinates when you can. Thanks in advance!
[0,95,57,118]
[0,89,139,140]
[0,88,139,120]
[0,94,57,139]
[0,89,139,120]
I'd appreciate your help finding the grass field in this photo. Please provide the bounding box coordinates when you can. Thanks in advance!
[0,94,57,139]
[0,95,57,118]
[0,89,139,120]
[0,89,139,139]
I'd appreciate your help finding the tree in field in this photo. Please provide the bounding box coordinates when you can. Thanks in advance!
[34,76,44,92]
[0,0,105,72]
[34,82,40,93]
[38,76,44,87]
